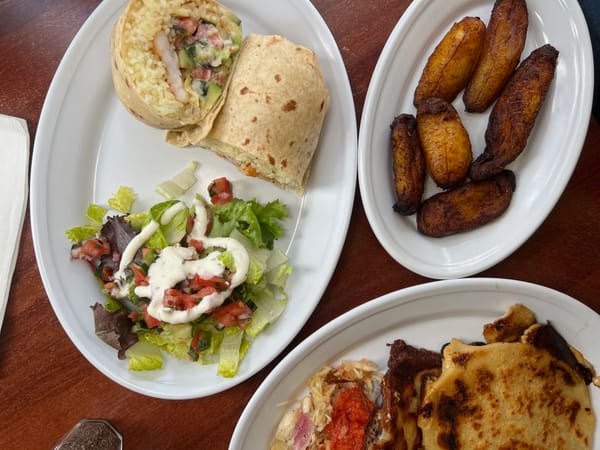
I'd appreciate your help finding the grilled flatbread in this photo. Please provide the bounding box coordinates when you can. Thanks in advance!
[167,34,330,194]
[418,338,595,449]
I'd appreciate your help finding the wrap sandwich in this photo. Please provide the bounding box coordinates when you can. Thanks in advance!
[110,0,242,136]
[167,34,331,194]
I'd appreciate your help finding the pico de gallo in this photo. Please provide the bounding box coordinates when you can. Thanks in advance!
[66,177,291,377]
[154,14,242,107]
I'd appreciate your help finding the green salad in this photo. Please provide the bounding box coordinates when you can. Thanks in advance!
[66,176,291,377]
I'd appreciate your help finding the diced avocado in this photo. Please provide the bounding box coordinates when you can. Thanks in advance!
[178,48,194,70]
[229,13,242,26]
[232,27,243,47]
[202,81,223,109]
[213,48,232,64]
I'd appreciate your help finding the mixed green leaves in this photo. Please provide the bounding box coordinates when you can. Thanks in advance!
[67,179,292,378]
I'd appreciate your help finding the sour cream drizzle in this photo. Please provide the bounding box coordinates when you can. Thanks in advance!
[134,199,249,324]
[115,221,160,279]
[114,201,186,280]
[160,201,186,225]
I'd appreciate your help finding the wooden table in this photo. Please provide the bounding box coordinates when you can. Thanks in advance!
[1,1,599,449]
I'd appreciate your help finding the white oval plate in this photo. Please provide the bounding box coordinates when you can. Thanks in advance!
[30,0,357,399]
[230,278,600,449]
[358,0,594,279]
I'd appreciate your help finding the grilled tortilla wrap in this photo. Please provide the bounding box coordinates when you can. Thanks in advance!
[167,33,330,194]
[111,0,242,135]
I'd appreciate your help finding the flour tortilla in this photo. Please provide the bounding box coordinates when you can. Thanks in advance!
[418,339,595,450]
[167,33,330,194]
[110,0,242,133]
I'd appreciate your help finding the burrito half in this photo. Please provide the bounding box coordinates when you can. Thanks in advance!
[167,33,330,194]
[111,0,242,136]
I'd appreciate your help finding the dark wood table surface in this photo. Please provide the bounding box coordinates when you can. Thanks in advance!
[1,0,599,449]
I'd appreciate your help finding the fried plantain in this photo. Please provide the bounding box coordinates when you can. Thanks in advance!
[416,97,472,190]
[463,0,529,112]
[413,16,486,107]
[391,114,426,215]
[469,44,558,181]
[417,169,516,237]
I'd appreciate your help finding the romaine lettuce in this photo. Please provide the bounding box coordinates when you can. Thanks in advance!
[210,198,287,249]
[144,200,189,249]
[108,186,136,214]
[126,341,163,371]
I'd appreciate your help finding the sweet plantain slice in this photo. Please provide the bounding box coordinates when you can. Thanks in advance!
[417,97,472,190]
[391,114,426,215]
[417,170,516,237]
[413,16,486,107]
[470,44,558,181]
[463,0,529,112]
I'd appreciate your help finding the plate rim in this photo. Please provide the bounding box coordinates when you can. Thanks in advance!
[229,277,600,449]
[30,0,357,399]
[357,0,594,279]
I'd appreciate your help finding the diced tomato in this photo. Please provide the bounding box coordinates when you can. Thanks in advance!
[207,31,224,50]
[212,69,228,86]
[190,328,202,351]
[163,287,217,311]
[196,286,218,298]
[189,328,210,360]
[130,264,149,286]
[186,213,195,234]
[163,289,197,310]
[191,65,212,81]
[188,238,205,253]
[142,305,161,329]
[189,274,229,291]
[213,191,233,205]
[71,238,110,261]
[210,301,252,328]
[177,17,198,34]
[99,266,112,282]
[208,177,233,205]
[194,22,212,40]
[323,387,375,450]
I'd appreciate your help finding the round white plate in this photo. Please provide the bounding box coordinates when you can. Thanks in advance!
[230,278,600,449]
[358,0,594,279]
[30,0,357,399]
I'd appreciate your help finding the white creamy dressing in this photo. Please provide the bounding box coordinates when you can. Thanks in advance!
[114,202,186,280]
[160,201,186,225]
[128,199,249,324]
[114,220,160,280]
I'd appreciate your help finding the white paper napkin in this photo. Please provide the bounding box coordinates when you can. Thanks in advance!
[0,114,29,332]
